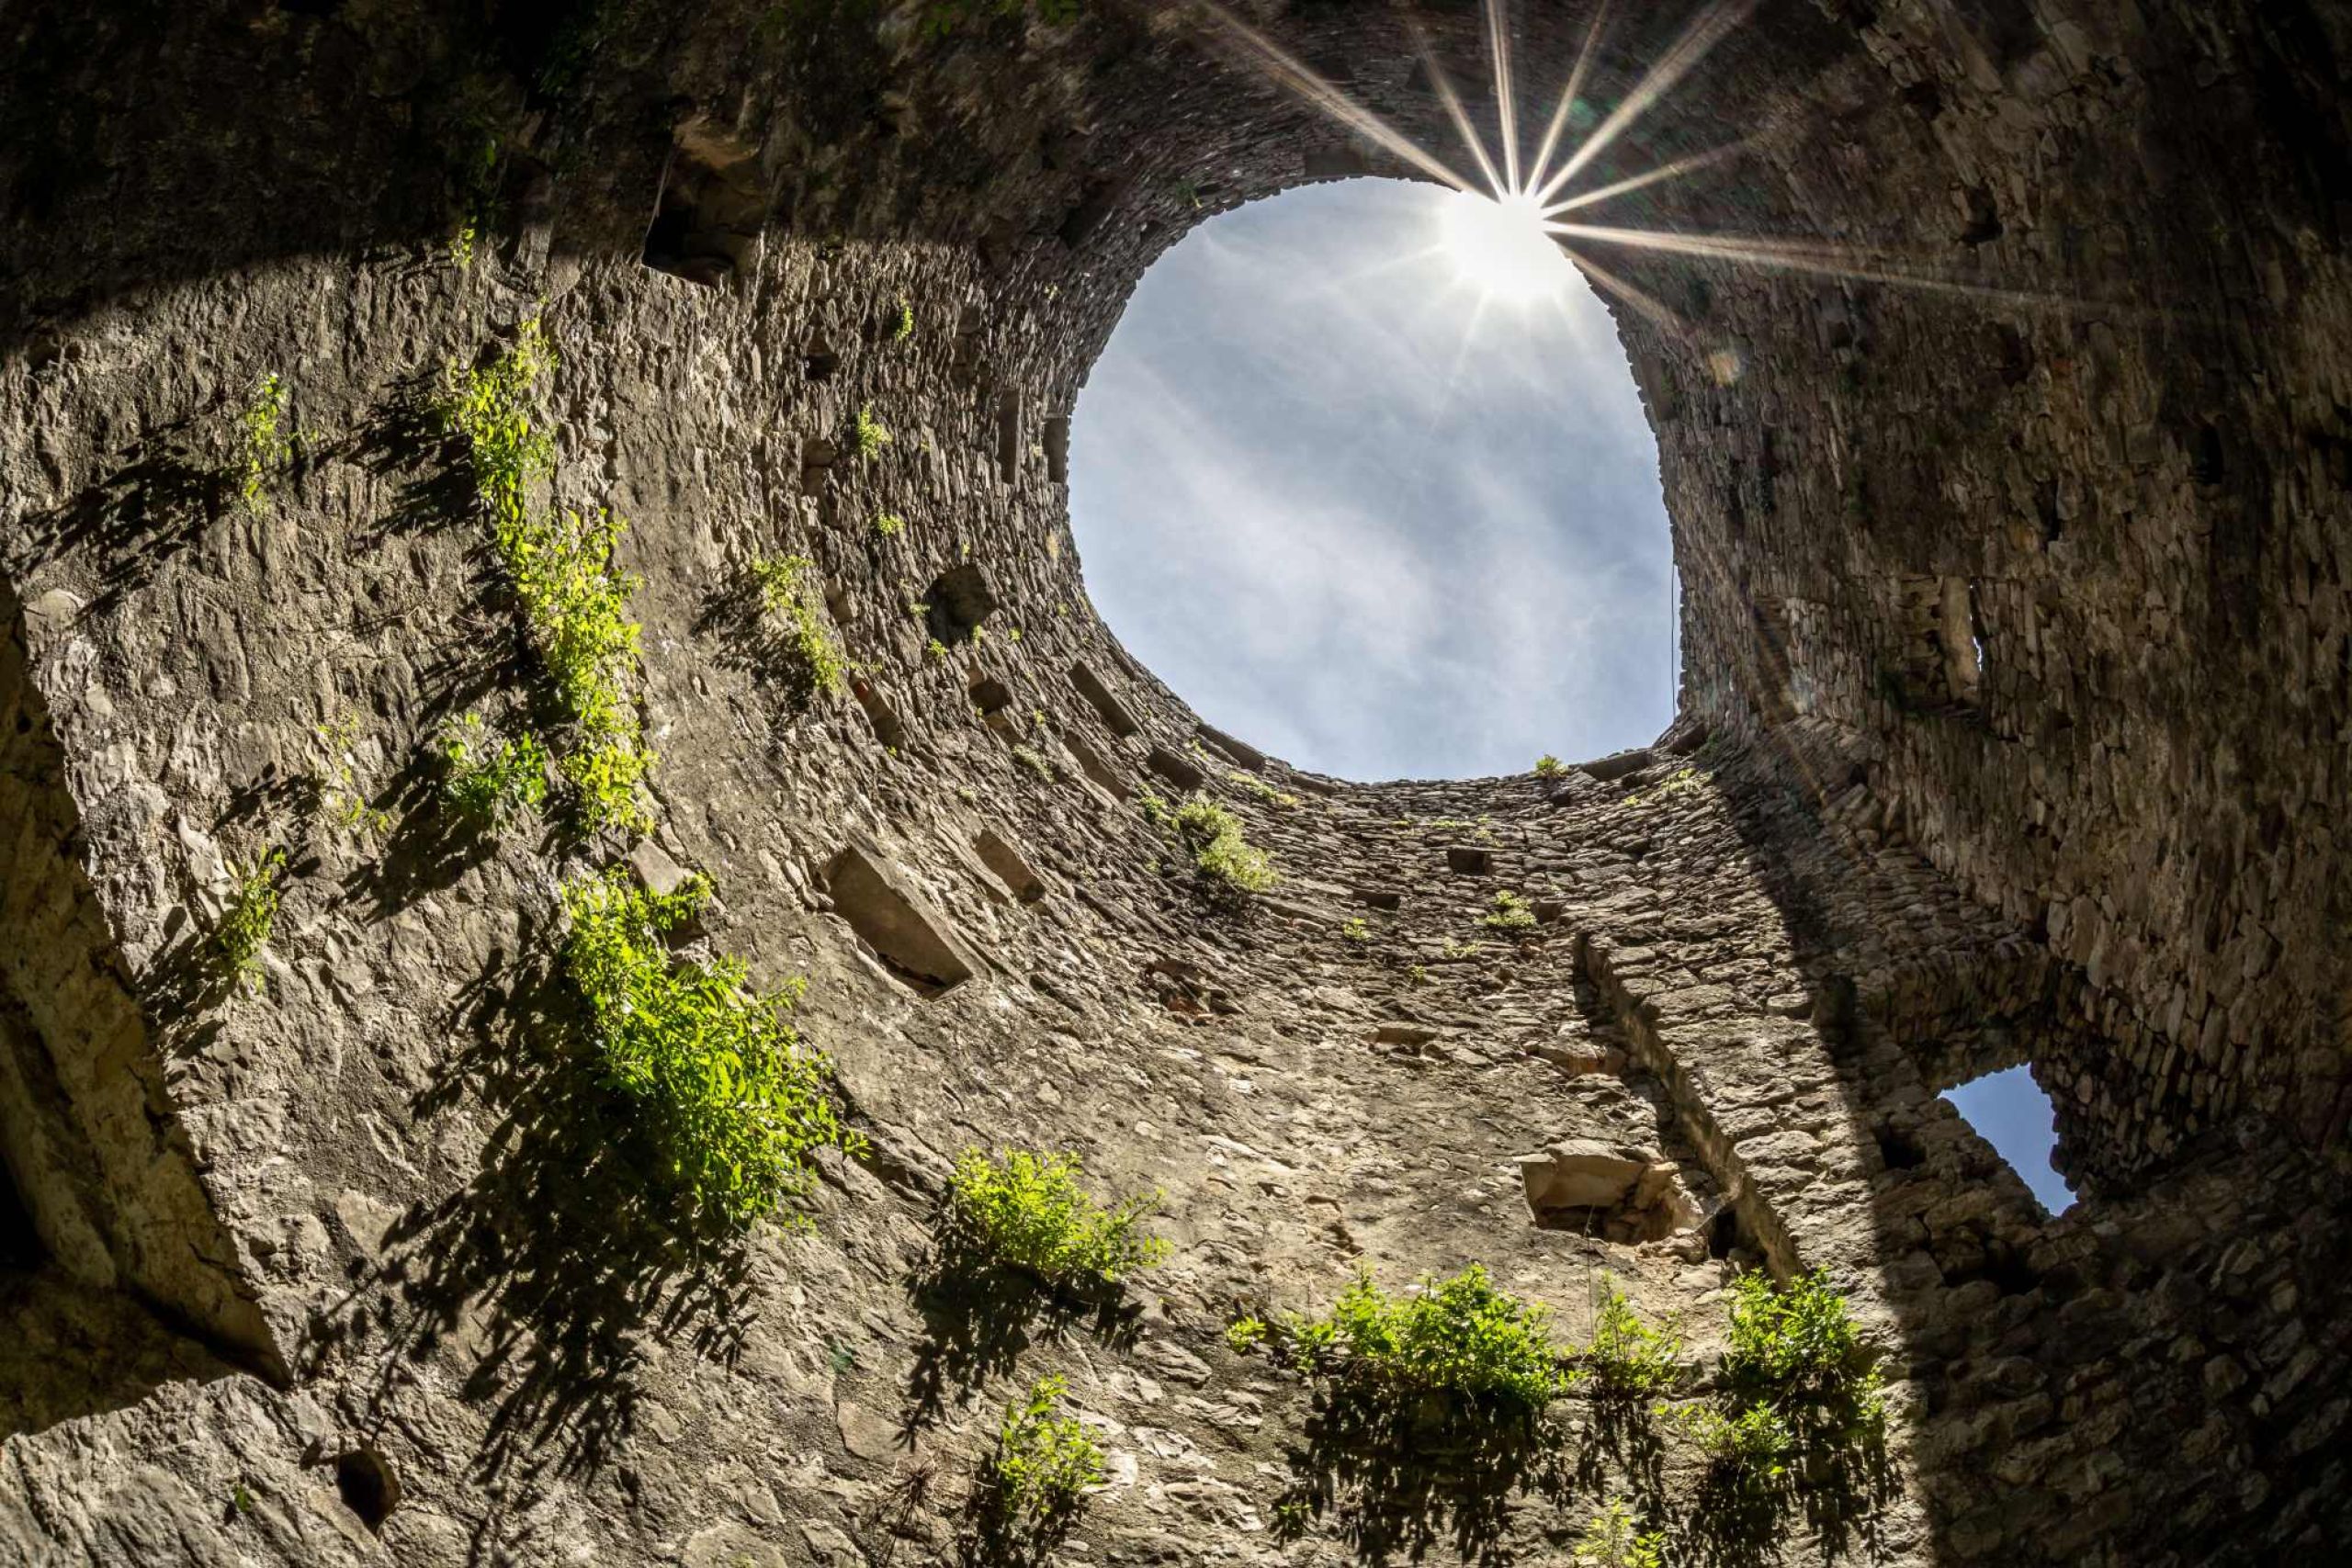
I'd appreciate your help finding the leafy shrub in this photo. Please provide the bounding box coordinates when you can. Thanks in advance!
[1010,743,1056,782]
[886,297,914,341]
[1170,796,1276,894]
[1577,1274,1684,1397]
[990,1374,1103,1527]
[871,510,905,537]
[215,849,287,991]
[1575,1498,1667,1568]
[1535,754,1564,778]
[946,1148,1168,1287]
[747,555,849,699]
[559,867,865,1225]
[1340,917,1371,945]
[1226,1315,1269,1352]
[1136,787,1170,827]
[1279,1264,1567,1407]
[436,712,549,829]
[1481,889,1537,931]
[1678,1269,1884,1480]
[238,372,294,511]
[850,405,892,459]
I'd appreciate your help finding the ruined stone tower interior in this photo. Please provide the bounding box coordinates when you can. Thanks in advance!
[1,1,2346,1564]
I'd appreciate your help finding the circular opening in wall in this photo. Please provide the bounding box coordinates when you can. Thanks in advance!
[1069,177,1676,783]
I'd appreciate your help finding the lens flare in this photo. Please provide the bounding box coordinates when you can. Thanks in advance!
[1439,189,1570,301]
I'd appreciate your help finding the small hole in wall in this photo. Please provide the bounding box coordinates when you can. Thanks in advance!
[0,1171,41,1270]
[1943,1065,2076,1214]
[333,1448,400,1531]
[1874,1123,1927,1171]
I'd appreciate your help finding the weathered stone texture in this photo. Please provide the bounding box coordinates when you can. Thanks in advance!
[0,0,2346,1564]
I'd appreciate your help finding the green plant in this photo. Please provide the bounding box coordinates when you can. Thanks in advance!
[1407,963,1428,986]
[1535,754,1564,778]
[436,711,549,829]
[850,405,892,459]
[1679,1269,1884,1481]
[1281,1264,1567,1407]
[989,1374,1103,1528]
[1575,1498,1668,1568]
[887,296,914,341]
[1170,795,1276,894]
[946,1148,1168,1287]
[1623,767,1703,809]
[1578,1275,1684,1398]
[311,710,391,839]
[238,372,294,511]
[1676,1400,1793,1473]
[1009,743,1056,782]
[442,321,655,834]
[1228,770,1298,808]
[871,510,906,537]
[747,555,849,700]
[559,867,865,1225]
[440,316,557,530]
[1440,937,1484,961]
[1481,889,1538,932]
[513,506,656,832]
[1226,1315,1269,1353]
[924,637,949,660]
[1340,917,1371,945]
[1136,787,1170,827]
[215,849,287,992]
[230,1482,254,1517]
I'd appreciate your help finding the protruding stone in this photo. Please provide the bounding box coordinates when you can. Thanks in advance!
[1063,731,1131,798]
[853,679,905,748]
[1518,1139,1646,1214]
[822,838,980,991]
[1198,724,1265,771]
[1578,748,1654,783]
[974,826,1047,902]
[1148,746,1205,792]
[1070,660,1141,737]
[1354,887,1403,910]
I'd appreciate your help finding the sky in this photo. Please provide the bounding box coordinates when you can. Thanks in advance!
[1068,177,1676,783]
[1944,1066,2077,1214]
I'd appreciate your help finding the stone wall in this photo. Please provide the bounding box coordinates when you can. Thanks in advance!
[0,1,2346,1563]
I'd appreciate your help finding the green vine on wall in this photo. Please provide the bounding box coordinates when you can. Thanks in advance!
[441,318,658,834]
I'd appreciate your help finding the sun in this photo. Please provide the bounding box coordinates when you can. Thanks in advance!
[1438,188,1573,301]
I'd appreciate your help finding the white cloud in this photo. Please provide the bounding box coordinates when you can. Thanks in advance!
[1070,177,1674,781]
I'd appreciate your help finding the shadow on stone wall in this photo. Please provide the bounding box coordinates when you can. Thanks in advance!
[330,924,757,1484]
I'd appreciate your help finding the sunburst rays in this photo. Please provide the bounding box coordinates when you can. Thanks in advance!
[1192,0,2062,344]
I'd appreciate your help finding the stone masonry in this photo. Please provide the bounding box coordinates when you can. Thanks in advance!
[0,1,2346,1564]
